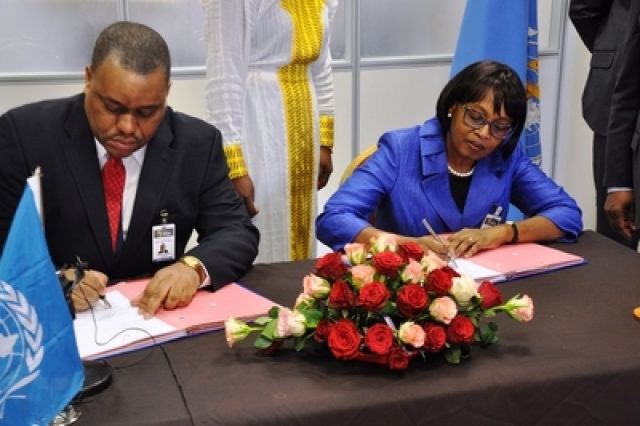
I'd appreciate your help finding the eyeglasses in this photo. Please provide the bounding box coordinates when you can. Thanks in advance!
[462,104,513,140]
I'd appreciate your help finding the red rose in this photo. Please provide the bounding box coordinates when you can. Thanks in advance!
[441,265,460,279]
[356,281,391,311]
[477,281,503,309]
[315,252,348,280]
[446,315,476,344]
[396,283,429,318]
[398,242,424,262]
[388,346,410,370]
[373,251,404,278]
[422,323,446,352]
[364,323,394,355]
[328,279,355,309]
[328,319,361,360]
[314,319,334,344]
[425,268,454,296]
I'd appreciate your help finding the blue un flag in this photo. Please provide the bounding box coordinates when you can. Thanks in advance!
[0,183,84,425]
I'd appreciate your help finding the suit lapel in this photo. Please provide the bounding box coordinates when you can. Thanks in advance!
[419,131,462,232]
[61,96,114,263]
[118,115,175,269]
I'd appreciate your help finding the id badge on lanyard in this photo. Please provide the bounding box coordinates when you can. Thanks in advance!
[152,209,175,262]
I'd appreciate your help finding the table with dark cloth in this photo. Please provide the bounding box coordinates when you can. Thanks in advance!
[75,231,640,425]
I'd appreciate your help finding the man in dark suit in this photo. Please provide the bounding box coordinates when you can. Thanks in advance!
[569,0,632,247]
[603,1,640,247]
[0,21,259,317]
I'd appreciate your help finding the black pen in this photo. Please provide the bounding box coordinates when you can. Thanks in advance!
[99,294,112,309]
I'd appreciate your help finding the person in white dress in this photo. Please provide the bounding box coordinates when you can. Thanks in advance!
[202,0,338,263]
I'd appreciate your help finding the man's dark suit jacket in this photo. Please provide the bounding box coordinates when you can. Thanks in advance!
[570,0,631,136]
[0,94,259,288]
[605,1,640,224]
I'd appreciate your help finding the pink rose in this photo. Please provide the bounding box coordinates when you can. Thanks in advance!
[274,308,306,338]
[401,258,426,283]
[421,251,448,272]
[303,274,331,299]
[344,243,367,265]
[429,296,458,325]
[398,321,426,348]
[350,264,376,289]
[371,233,398,253]
[294,292,315,310]
[506,294,535,322]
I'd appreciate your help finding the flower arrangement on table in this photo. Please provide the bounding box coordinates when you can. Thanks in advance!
[225,235,534,370]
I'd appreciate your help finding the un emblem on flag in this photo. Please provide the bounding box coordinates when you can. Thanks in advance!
[0,280,43,415]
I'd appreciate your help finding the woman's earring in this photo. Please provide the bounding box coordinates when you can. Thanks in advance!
[447,112,452,118]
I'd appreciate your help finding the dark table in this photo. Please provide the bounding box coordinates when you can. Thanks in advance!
[76,231,640,425]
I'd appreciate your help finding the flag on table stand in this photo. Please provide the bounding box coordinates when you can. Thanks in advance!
[450,0,540,220]
[0,177,84,425]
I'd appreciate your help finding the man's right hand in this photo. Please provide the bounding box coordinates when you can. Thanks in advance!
[233,175,259,218]
[68,269,109,312]
[604,190,636,240]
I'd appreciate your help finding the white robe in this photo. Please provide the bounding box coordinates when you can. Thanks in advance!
[202,0,337,263]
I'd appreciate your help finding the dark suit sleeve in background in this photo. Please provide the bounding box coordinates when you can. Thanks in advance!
[182,119,259,289]
[605,5,640,189]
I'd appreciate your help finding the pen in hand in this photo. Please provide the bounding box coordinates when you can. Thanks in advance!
[421,218,458,268]
[99,294,112,309]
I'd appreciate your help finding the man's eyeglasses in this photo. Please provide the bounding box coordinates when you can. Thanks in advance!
[462,104,513,140]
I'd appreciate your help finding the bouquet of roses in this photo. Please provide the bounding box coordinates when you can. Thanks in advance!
[225,235,534,370]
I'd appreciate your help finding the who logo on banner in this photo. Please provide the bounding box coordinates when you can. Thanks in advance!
[0,175,84,425]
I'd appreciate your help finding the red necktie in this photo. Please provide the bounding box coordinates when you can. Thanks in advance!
[102,156,125,251]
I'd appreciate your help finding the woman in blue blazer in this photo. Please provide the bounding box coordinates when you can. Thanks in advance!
[317,61,583,258]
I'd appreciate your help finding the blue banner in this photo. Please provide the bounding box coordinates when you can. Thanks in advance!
[0,185,84,425]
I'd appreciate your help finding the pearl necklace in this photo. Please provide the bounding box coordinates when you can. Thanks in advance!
[447,164,474,178]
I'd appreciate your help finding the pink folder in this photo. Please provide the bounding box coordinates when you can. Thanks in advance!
[74,281,277,360]
[111,280,278,334]
[460,243,586,282]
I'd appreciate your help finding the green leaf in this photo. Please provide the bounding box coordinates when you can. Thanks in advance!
[254,335,273,349]
[253,316,273,326]
[268,306,280,319]
[444,346,461,364]
[294,337,306,352]
[488,322,498,332]
[261,318,277,340]
[302,308,324,328]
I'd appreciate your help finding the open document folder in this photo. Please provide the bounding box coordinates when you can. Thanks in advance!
[453,242,586,283]
[73,280,277,360]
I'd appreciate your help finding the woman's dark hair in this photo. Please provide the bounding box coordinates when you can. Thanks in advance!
[436,60,527,158]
